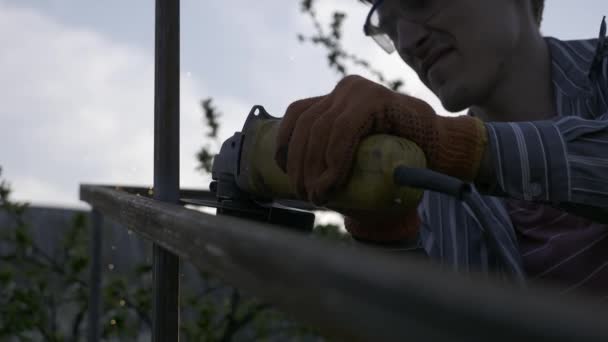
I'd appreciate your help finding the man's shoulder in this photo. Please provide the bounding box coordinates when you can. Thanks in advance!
[544,36,599,49]
[544,17,607,90]
[544,33,608,106]
[544,36,599,67]
[544,15,605,59]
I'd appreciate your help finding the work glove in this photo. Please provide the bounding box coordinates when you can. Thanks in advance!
[275,74,488,204]
[274,75,487,241]
[341,207,421,242]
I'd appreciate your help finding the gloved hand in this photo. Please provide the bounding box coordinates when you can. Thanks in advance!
[341,207,420,242]
[275,74,488,206]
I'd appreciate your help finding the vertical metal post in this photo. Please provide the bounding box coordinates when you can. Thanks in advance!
[152,0,180,341]
[88,209,102,342]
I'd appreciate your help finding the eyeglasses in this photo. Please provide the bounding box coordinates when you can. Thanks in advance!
[363,0,395,53]
[363,0,443,54]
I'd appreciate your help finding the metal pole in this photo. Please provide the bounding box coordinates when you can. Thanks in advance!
[152,0,180,341]
[88,209,102,342]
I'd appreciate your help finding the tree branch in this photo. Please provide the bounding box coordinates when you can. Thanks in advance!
[297,0,405,91]
[70,304,87,342]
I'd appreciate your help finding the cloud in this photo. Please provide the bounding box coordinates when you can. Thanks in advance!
[0,3,249,208]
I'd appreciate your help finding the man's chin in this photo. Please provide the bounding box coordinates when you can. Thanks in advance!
[440,98,470,113]
[420,72,474,113]
[435,84,473,113]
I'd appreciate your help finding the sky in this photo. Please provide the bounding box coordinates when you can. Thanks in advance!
[0,0,607,210]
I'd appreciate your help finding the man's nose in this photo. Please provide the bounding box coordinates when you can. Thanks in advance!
[395,20,430,57]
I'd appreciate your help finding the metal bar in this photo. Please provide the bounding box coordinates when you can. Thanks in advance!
[152,0,180,340]
[87,208,102,342]
[81,185,215,201]
[82,186,322,211]
[80,184,608,342]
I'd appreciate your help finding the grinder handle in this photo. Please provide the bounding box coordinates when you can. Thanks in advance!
[237,118,427,212]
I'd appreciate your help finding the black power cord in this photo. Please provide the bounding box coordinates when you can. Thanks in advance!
[393,166,526,284]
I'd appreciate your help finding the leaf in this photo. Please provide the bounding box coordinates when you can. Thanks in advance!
[196,147,215,174]
[0,269,13,285]
[69,256,89,274]
[300,0,314,12]
[134,263,152,276]
[15,227,32,247]
[200,98,221,138]
[296,1,406,90]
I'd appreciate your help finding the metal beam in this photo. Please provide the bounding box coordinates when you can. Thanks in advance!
[80,184,608,342]
[152,0,180,340]
[76,185,215,202]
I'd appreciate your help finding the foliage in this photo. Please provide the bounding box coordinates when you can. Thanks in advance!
[196,98,222,174]
[181,266,326,341]
[0,167,154,340]
[0,167,88,341]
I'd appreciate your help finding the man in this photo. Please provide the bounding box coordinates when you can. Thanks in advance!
[275,0,608,295]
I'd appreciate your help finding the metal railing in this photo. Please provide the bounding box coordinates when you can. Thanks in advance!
[81,1,608,341]
[80,184,608,341]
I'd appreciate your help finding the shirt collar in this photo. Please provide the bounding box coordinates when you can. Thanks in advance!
[545,17,607,98]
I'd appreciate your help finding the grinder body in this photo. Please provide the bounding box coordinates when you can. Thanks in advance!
[231,106,427,213]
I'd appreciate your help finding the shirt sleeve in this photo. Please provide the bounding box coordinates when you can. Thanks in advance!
[486,111,608,208]
[602,55,608,90]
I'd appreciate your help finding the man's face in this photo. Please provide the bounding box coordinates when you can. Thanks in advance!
[377,0,529,112]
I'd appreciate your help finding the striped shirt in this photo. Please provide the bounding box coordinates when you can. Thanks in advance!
[418,17,608,295]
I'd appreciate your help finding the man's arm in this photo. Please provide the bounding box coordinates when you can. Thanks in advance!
[476,111,608,213]
[476,49,608,210]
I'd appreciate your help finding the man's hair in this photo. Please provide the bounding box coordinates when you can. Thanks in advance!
[360,0,546,27]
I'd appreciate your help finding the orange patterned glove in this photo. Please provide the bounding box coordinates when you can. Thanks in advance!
[275,74,487,205]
